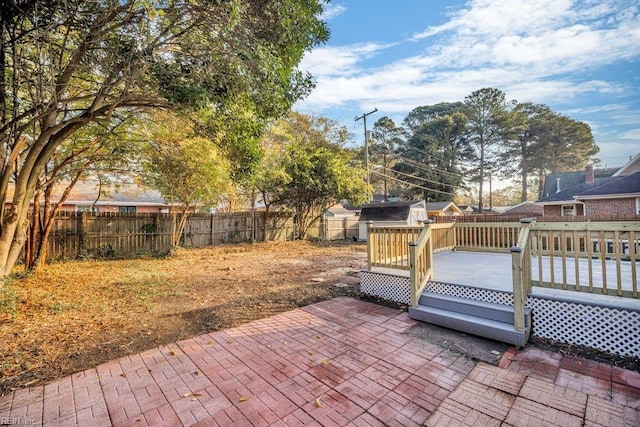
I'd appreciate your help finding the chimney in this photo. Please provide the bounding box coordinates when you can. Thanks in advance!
[585,165,594,184]
[556,177,561,193]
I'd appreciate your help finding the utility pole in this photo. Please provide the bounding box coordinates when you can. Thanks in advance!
[354,108,377,201]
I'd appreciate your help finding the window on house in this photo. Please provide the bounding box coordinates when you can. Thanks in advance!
[561,205,576,216]
[118,206,137,213]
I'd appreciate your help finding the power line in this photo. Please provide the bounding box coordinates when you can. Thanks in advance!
[385,166,462,189]
[370,169,455,196]
[395,142,468,177]
[370,146,465,180]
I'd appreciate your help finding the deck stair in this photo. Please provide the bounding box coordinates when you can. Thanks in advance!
[408,291,532,347]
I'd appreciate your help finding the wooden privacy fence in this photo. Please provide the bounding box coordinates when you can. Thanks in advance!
[28,211,364,263]
[39,212,362,262]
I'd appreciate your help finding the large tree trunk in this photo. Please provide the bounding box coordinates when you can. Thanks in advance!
[478,144,484,212]
[520,139,528,202]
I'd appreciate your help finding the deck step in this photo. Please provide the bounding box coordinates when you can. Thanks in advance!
[418,292,532,328]
[409,293,531,347]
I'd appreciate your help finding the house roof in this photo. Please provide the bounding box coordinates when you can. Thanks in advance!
[425,201,462,213]
[6,181,169,206]
[612,153,640,177]
[502,201,544,215]
[540,168,617,200]
[325,204,359,217]
[359,200,425,222]
[575,171,640,198]
[537,177,617,203]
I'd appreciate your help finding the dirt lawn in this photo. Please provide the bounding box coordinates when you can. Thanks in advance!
[0,240,371,396]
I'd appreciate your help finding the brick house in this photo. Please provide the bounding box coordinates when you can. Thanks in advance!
[537,153,640,217]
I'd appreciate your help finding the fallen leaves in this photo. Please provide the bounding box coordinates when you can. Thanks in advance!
[1,240,367,395]
[314,397,322,408]
[183,391,202,401]
[238,396,249,402]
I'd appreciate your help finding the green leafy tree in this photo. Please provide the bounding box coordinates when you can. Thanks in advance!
[531,113,599,198]
[394,103,467,201]
[499,102,599,200]
[142,112,231,247]
[463,88,512,211]
[0,0,328,277]
[370,116,404,200]
[255,113,368,237]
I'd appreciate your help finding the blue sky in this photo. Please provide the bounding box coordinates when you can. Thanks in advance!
[295,0,640,169]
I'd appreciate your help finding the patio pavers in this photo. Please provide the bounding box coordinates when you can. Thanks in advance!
[1,297,639,426]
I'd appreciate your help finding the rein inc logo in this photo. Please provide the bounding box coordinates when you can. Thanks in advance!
[0,417,38,425]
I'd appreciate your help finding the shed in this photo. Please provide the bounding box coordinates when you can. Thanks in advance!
[358,200,428,241]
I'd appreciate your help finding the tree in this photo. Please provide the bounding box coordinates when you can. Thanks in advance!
[499,102,599,200]
[255,112,368,237]
[463,88,511,211]
[531,113,599,198]
[370,116,404,200]
[141,112,231,247]
[24,116,141,269]
[0,0,328,277]
[495,102,541,203]
[394,103,467,201]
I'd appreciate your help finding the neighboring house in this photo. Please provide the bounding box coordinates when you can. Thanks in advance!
[502,201,543,217]
[5,181,171,214]
[537,154,640,217]
[358,200,427,241]
[457,205,500,214]
[324,204,360,218]
[425,201,462,217]
[371,193,403,203]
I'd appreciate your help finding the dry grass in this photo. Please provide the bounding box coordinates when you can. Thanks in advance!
[0,240,367,395]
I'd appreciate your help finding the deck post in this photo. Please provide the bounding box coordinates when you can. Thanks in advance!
[511,218,535,334]
[409,241,418,307]
[511,246,525,333]
[366,221,374,271]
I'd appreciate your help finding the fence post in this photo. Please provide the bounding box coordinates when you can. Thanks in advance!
[366,221,374,270]
[77,212,85,256]
[209,213,214,246]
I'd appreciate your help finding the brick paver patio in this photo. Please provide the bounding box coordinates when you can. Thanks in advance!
[1,297,638,426]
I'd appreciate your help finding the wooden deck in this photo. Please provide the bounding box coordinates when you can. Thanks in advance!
[372,250,640,311]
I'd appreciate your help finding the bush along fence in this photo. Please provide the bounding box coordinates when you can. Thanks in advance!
[24,211,361,263]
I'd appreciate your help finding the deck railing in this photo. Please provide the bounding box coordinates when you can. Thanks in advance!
[409,223,434,307]
[431,223,456,252]
[366,222,423,271]
[455,222,521,252]
[511,219,535,333]
[366,218,640,306]
[529,221,639,298]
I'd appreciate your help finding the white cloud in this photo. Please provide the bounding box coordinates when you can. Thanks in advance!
[298,0,640,117]
[299,43,395,77]
[616,128,640,141]
[320,4,347,20]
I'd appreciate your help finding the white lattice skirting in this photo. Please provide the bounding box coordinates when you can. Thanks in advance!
[360,271,640,358]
